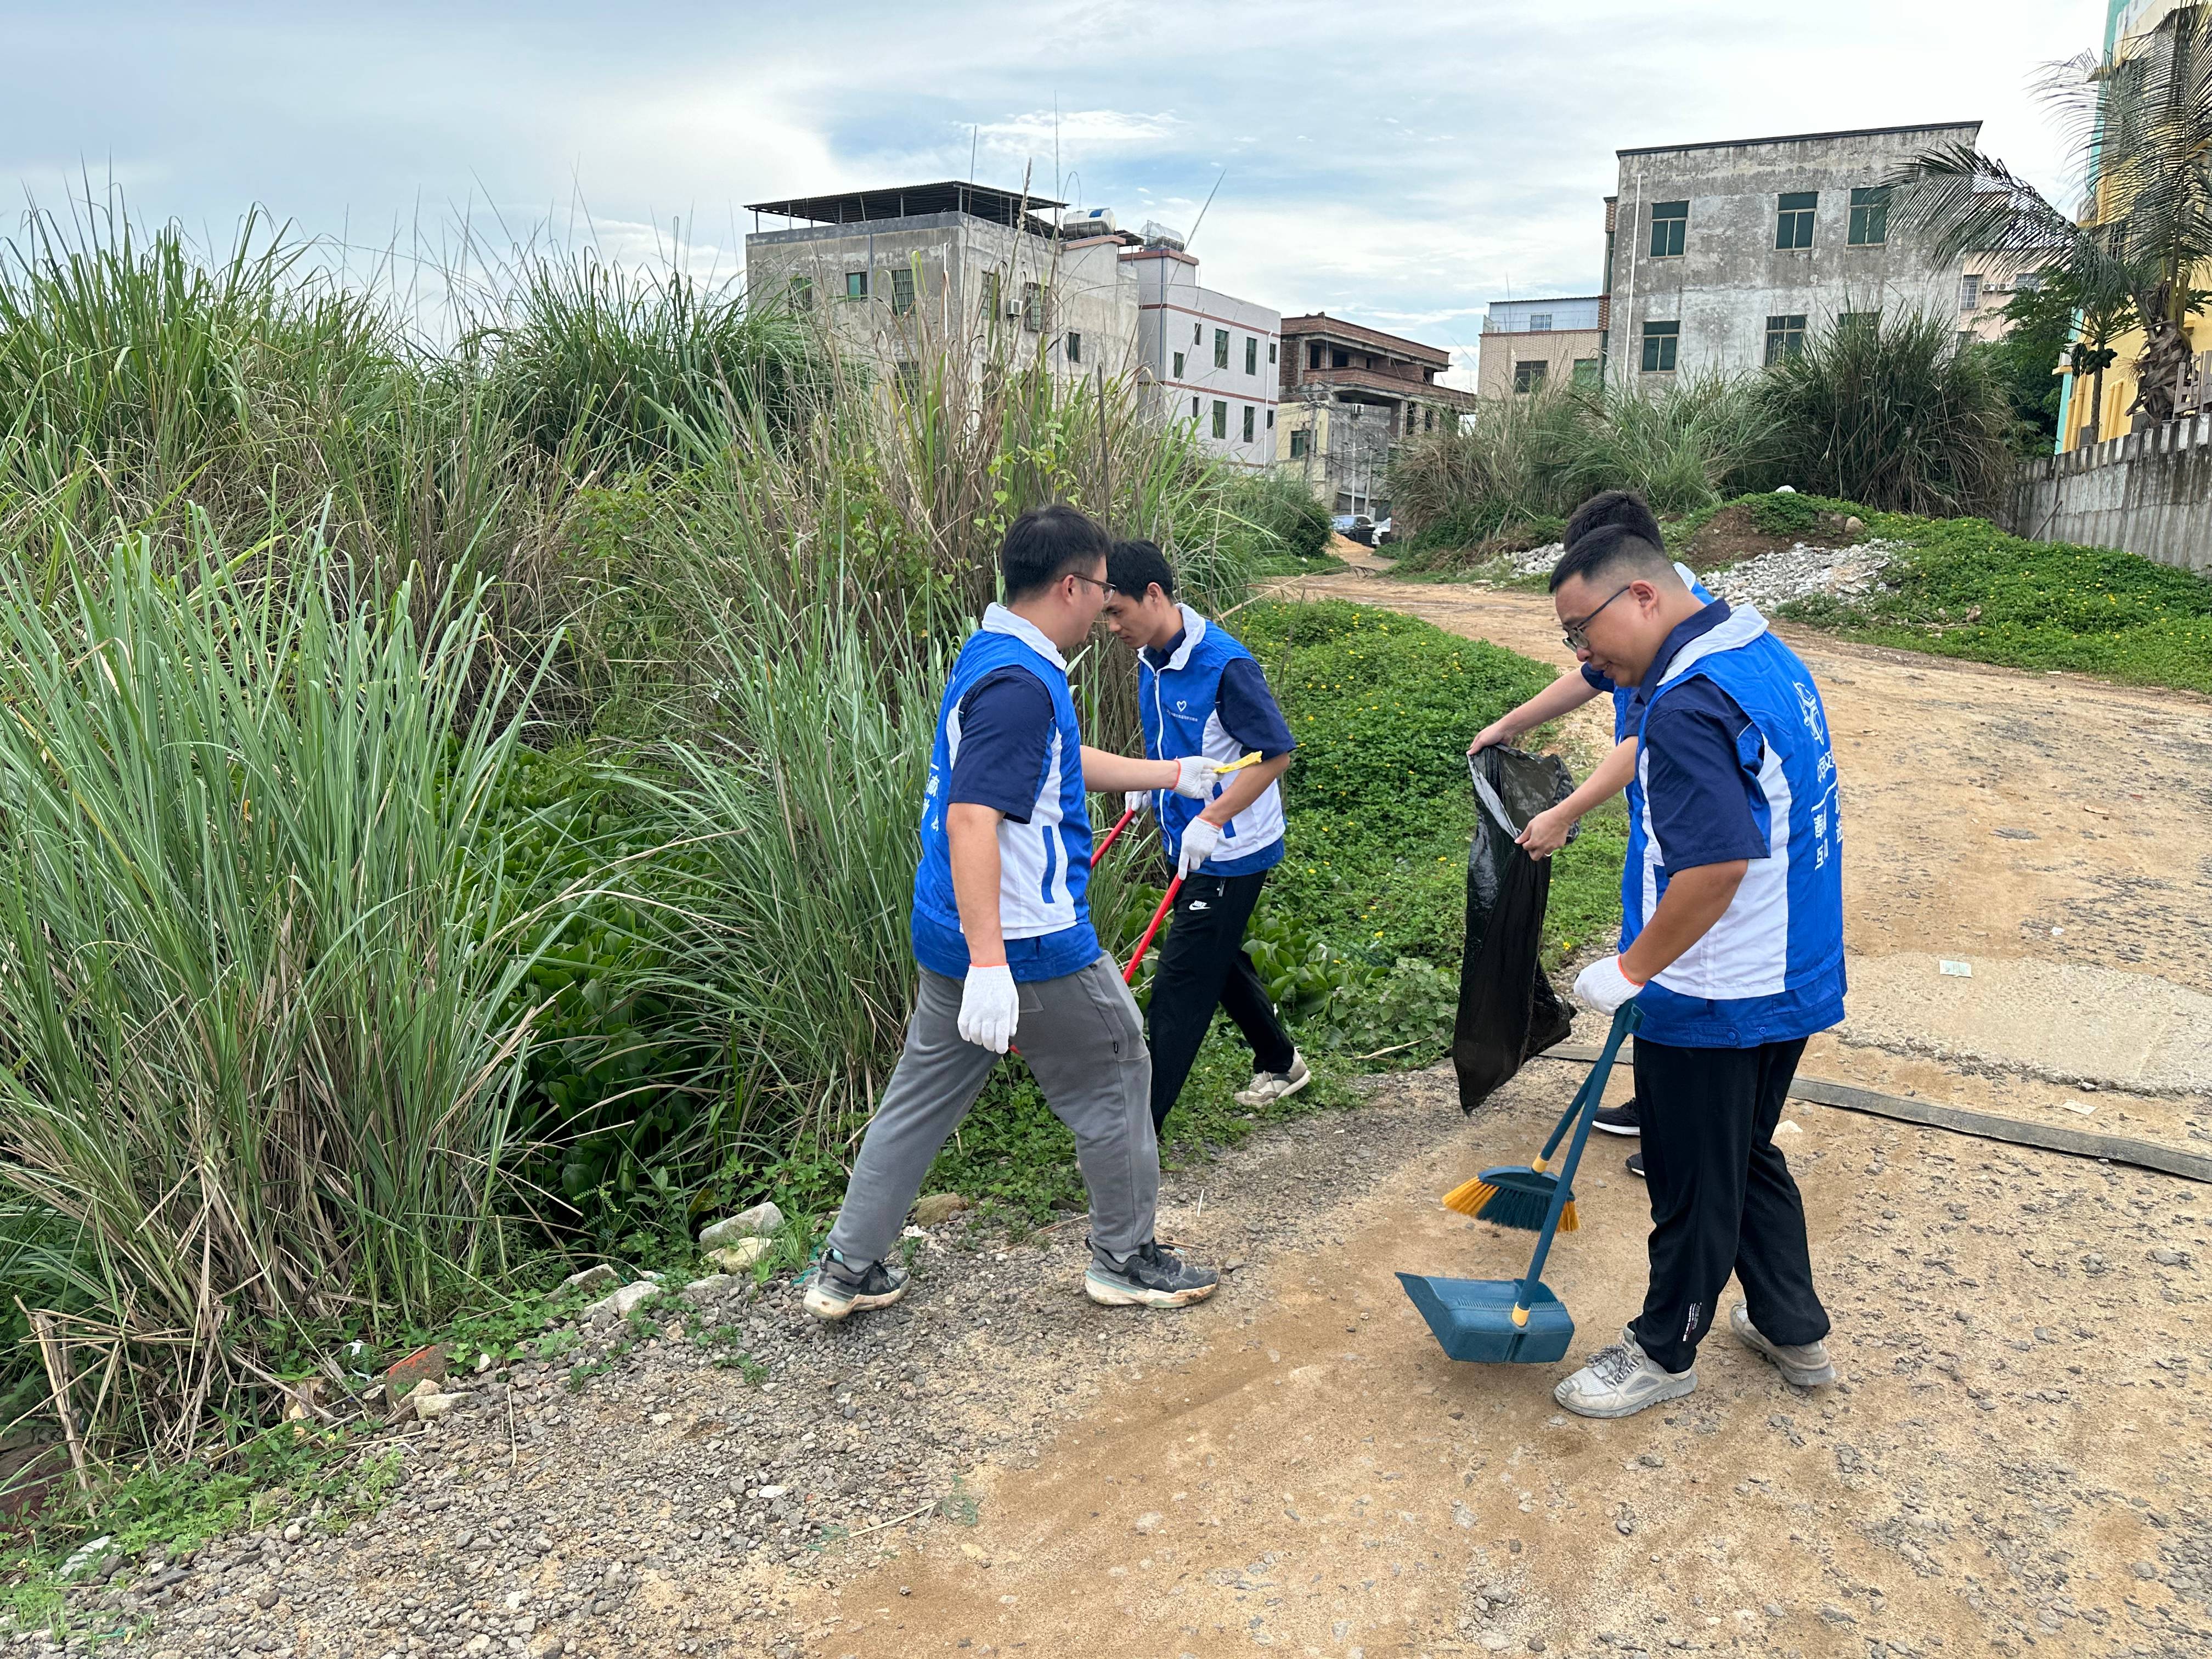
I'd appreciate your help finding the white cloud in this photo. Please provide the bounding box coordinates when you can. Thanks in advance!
[974,109,1184,154]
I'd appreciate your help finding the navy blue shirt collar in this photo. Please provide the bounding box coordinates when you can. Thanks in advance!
[1143,628,1184,669]
[1629,599,1733,707]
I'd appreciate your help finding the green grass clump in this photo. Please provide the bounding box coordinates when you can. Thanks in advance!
[1784,514,2212,693]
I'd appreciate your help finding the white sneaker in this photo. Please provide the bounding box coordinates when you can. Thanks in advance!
[1730,1303,1836,1387]
[1553,1331,1697,1419]
[1234,1051,1311,1108]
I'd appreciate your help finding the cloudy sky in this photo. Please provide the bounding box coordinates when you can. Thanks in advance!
[7,2,2101,382]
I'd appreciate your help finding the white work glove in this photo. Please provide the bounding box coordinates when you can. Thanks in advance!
[1169,754,1216,800]
[1177,816,1223,878]
[1124,789,1150,816]
[1572,955,1646,1014]
[957,963,1020,1053]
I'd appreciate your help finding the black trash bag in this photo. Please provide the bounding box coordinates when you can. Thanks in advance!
[1452,745,1577,1113]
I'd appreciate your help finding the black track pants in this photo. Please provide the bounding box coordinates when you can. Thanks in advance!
[1628,1035,1830,1373]
[1144,869,1297,1132]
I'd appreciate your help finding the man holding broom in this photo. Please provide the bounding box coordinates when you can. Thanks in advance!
[1543,523,1844,1417]
[804,505,1222,1322]
[1100,538,1305,1131]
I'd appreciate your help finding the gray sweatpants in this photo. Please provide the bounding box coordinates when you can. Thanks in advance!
[825,954,1158,1267]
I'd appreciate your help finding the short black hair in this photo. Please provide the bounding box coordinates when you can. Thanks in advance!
[1107,538,1177,602]
[1548,522,1678,594]
[1001,504,1111,600]
[1565,489,1662,550]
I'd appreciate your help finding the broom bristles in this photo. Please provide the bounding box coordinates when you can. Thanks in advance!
[1441,1177,1497,1218]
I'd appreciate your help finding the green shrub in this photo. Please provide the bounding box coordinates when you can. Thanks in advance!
[1754,311,2016,516]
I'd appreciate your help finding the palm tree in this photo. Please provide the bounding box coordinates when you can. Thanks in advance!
[1888,3,2212,430]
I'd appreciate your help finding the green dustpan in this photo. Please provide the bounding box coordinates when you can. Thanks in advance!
[1398,1002,1640,1364]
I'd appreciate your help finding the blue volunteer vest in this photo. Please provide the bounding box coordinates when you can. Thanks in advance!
[912,606,1099,983]
[1621,605,1846,1047]
[1138,604,1286,878]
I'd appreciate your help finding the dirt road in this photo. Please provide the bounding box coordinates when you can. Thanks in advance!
[107,578,2212,1659]
[783,577,2212,1659]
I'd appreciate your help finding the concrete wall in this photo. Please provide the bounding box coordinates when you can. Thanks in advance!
[2005,415,2212,574]
[1127,249,1279,468]
[743,212,1137,385]
[1476,327,1605,398]
[1605,123,1978,380]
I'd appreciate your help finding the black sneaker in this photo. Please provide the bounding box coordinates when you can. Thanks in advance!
[1084,1240,1220,1309]
[1626,1151,1646,1180]
[802,1249,909,1322]
[1593,1097,1642,1137]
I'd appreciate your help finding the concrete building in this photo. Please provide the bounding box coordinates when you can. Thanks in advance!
[742,180,1137,390]
[1602,122,1981,381]
[1477,296,1606,397]
[1274,314,1479,517]
[1125,241,1281,468]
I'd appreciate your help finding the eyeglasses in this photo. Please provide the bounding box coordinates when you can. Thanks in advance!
[1561,584,1633,652]
[1065,573,1110,596]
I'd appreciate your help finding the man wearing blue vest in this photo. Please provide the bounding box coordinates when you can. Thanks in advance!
[1101,539,1305,1131]
[1545,522,1845,1418]
[805,505,1222,1322]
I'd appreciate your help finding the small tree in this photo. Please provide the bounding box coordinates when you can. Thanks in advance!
[1889,3,2212,428]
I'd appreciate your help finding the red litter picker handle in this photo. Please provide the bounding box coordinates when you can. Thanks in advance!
[1093,807,1136,862]
[1122,877,1182,985]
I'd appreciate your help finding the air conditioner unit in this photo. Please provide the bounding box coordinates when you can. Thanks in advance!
[1061,207,1117,236]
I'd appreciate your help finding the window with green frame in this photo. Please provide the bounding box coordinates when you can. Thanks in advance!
[1775,191,1816,250]
[1848,187,1890,246]
[1211,399,1228,439]
[1513,360,1548,393]
[844,270,868,301]
[889,267,916,315]
[1764,314,1808,363]
[1172,349,1184,377]
[1648,200,1688,258]
[1640,320,1679,373]
[1242,405,1255,442]
[1572,357,1600,386]
[1214,328,1230,369]
[1245,336,1258,374]
[787,274,813,312]
[1289,429,1307,459]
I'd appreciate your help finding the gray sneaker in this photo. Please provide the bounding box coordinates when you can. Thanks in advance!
[801,1249,909,1322]
[1554,1332,1697,1419]
[1084,1240,1220,1309]
[1730,1303,1836,1387]
[1235,1052,1311,1108]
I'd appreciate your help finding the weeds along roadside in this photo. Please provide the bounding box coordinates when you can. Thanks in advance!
[0,199,1449,1545]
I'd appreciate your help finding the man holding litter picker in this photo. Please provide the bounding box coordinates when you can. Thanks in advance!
[1544,522,1845,1418]
[1101,539,1305,1132]
[804,505,1221,1322]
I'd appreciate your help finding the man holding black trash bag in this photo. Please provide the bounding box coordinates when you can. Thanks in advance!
[1544,523,1846,1418]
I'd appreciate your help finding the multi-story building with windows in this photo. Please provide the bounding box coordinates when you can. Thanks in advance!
[1600,122,1980,381]
[1125,240,1280,468]
[741,180,1138,390]
[1273,314,1478,517]
[1477,296,1606,397]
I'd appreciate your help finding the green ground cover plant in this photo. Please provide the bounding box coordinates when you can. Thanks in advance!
[1785,513,2212,693]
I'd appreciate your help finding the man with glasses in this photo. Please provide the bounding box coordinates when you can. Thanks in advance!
[1544,522,1845,1419]
[806,505,1223,1322]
